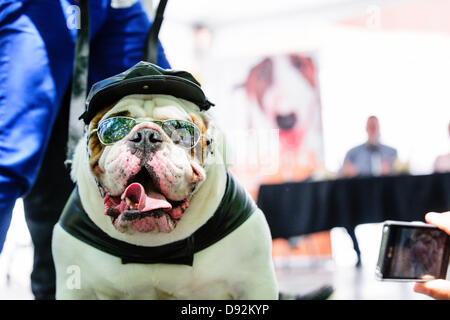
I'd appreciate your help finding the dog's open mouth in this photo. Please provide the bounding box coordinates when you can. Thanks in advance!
[102,169,189,233]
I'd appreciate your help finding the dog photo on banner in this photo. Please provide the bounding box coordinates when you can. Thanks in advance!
[204,52,332,263]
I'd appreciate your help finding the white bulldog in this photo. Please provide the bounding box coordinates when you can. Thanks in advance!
[52,92,278,299]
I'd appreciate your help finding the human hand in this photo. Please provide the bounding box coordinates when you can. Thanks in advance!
[341,160,359,178]
[424,212,450,235]
[414,280,450,300]
[380,160,392,175]
[413,211,450,300]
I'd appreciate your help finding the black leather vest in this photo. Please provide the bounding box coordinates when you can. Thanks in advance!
[58,171,255,266]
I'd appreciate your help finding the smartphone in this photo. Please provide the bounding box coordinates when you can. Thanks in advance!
[375,220,450,282]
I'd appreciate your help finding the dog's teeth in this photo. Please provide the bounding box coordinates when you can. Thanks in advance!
[167,216,174,229]
[125,197,132,206]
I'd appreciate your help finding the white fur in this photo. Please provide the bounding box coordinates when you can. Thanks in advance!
[52,95,278,299]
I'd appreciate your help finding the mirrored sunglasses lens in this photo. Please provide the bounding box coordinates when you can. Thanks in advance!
[162,120,201,148]
[98,117,136,144]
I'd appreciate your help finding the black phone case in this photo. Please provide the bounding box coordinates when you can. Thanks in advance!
[376,221,450,282]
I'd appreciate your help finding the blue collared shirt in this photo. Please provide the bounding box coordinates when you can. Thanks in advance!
[344,143,398,176]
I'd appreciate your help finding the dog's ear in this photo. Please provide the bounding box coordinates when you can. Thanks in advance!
[87,105,113,175]
[190,112,231,169]
[188,113,209,164]
[69,107,111,183]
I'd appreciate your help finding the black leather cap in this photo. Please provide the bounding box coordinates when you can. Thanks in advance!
[79,61,214,124]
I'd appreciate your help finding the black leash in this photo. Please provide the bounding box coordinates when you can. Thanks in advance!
[66,0,90,164]
[66,0,169,164]
[143,0,168,64]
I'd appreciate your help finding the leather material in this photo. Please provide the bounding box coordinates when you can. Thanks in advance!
[59,171,255,265]
[80,61,215,124]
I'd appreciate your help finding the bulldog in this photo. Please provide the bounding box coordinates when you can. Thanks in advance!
[52,62,278,299]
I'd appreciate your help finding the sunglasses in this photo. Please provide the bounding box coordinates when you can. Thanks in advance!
[92,116,203,149]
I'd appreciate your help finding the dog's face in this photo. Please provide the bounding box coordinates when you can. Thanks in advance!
[244,54,318,132]
[86,94,211,234]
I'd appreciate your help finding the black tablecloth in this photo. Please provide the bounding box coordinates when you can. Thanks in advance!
[257,173,450,239]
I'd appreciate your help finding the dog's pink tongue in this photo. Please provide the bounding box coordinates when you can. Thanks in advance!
[122,183,172,212]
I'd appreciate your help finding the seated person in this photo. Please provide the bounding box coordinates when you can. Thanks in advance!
[341,116,397,177]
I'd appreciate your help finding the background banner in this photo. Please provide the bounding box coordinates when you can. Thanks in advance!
[207,52,325,198]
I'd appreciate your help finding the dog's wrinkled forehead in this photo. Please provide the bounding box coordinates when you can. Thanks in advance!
[99,94,201,123]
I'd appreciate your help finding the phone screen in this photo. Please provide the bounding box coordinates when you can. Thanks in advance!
[387,226,448,280]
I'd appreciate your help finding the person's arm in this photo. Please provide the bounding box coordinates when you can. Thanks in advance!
[88,0,170,87]
[341,159,359,177]
[413,211,450,300]
[340,149,359,177]
[0,1,68,252]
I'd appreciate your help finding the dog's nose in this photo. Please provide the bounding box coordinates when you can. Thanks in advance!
[129,128,162,151]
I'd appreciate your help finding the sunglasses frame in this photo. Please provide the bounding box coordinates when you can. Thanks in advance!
[91,116,204,149]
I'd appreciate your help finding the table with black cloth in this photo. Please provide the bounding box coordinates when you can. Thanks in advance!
[257,173,450,265]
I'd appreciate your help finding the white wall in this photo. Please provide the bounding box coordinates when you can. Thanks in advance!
[318,26,450,174]
[160,3,450,175]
